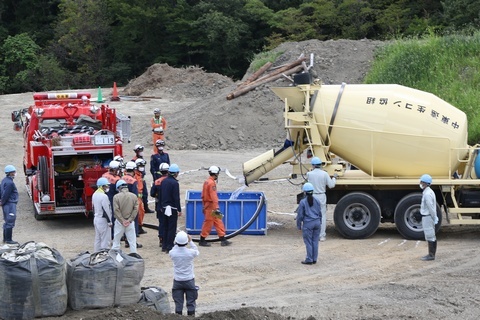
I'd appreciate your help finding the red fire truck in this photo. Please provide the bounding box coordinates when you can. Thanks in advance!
[11,92,131,220]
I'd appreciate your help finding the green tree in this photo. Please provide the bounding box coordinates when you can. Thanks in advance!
[442,0,480,29]
[0,33,40,93]
[52,0,112,87]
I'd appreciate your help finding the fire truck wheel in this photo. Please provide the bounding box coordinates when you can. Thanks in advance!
[38,156,49,194]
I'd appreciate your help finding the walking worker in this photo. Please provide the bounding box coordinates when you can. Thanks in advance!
[296,182,321,265]
[112,180,140,254]
[151,108,167,153]
[199,166,231,247]
[150,140,170,181]
[1,165,19,245]
[169,231,199,316]
[306,156,337,242]
[159,164,182,253]
[92,177,113,252]
[419,174,438,261]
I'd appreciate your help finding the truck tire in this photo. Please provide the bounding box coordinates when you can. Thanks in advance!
[333,192,381,239]
[394,193,442,240]
[38,156,49,194]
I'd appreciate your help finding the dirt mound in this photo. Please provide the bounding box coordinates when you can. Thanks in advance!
[122,63,234,100]
[122,39,384,151]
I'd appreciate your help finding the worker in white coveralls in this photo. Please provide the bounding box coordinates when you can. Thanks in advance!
[419,174,438,261]
[169,231,199,316]
[307,157,337,241]
[92,177,113,252]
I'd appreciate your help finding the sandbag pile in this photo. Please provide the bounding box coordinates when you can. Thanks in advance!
[67,249,145,310]
[0,241,67,320]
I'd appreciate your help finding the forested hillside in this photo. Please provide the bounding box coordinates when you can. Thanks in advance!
[0,0,479,94]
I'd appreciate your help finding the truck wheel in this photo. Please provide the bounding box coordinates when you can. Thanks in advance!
[38,156,49,194]
[394,193,442,240]
[333,192,381,239]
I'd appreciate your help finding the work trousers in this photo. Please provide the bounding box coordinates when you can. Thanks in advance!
[172,278,198,315]
[94,217,111,252]
[313,194,327,238]
[302,218,321,263]
[200,205,226,238]
[161,211,178,251]
[422,215,436,242]
[2,202,17,230]
[112,220,137,253]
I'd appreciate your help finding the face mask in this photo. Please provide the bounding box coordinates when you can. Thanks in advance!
[419,184,424,190]
[138,152,144,157]
[12,173,16,179]
[139,167,145,172]
[105,187,110,193]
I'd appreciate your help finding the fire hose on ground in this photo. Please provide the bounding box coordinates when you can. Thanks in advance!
[142,194,266,243]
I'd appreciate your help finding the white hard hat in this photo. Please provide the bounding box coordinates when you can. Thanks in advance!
[208,166,220,174]
[134,144,144,152]
[109,160,120,169]
[114,155,124,162]
[175,231,189,245]
[135,158,146,166]
[125,161,136,170]
[154,108,161,114]
[159,163,170,172]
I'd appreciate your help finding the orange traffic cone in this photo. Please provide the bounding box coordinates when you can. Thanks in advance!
[111,82,120,101]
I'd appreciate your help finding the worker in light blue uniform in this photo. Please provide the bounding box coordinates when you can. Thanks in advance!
[1,165,19,245]
[306,157,336,242]
[296,183,322,265]
[419,174,438,261]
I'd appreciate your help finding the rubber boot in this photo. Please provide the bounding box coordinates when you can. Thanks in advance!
[2,229,5,243]
[199,236,211,247]
[158,237,163,247]
[4,228,18,245]
[188,311,195,316]
[139,226,147,234]
[421,241,435,261]
[125,240,143,248]
[220,236,232,247]
[432,240,437,258]
[144,203,154,213]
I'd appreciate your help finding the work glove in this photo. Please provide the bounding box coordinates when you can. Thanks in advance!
[211,209,224,219]
[333,173,339,178]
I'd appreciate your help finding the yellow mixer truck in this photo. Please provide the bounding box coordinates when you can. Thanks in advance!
[243,77,480,240]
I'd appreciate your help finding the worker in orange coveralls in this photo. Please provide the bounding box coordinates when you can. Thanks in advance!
[151,108,167,153]
[199,166,232,247]
[134,158,148,235]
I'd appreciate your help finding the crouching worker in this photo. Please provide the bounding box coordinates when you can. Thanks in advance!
[169,231,199,316]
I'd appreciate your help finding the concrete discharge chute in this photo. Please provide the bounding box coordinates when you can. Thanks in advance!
[243,79,480,240]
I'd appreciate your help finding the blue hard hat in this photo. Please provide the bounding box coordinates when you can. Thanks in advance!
[4,165,16,174]
[169,164,180,173]
[97,177,109,187]
[420,174,432,184]
[303,182,314,192]
[116,179,127,190]
[311,157,322,165]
